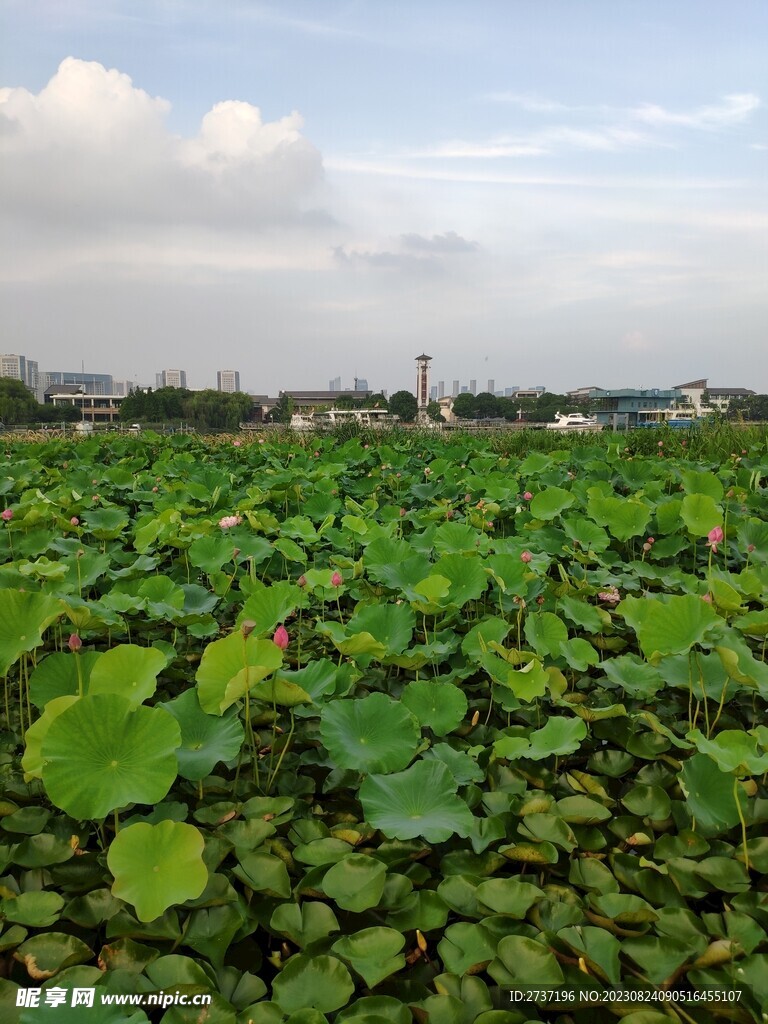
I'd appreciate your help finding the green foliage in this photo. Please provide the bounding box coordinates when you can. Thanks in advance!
[0,377,39,424]
[387,389,418,422]
[2,428,768,1020]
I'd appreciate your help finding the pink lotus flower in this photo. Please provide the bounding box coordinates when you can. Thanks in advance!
[273,625,289,650]
[297,574,307,587]
[219,515,242,529]
[701,592,713,603]
[707,526,724,552]
[657,441,663,447]
[520,550,532,563]
[747,544,755,554]
[1,508,13,522]
[598,587,621,604]
[331,570,343,587]
[68,633,82,652]
[523,491,533,501]
[233,440,242,447]
[70,516,79,526]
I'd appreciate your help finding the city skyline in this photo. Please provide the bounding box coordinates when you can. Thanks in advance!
[1,2,766,395]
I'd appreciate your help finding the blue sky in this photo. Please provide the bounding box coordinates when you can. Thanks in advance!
[1,1,766,395]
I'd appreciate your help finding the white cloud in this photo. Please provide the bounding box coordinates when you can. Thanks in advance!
[633,93,760,129]
[0,57,324,239]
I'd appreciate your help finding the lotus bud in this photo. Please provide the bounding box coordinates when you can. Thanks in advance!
[523,491,533,501]
[331,571,343,587]
[1,508,13,522]
[520,550,532,563]
[68,634,82,652]
[642,542,652,552]
[232,548,241,558]
[70,516,79,526]
[297,574,307,587]
[241,619,256,637]
[273,625,289,650]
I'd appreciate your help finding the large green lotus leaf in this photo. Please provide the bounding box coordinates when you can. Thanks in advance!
[321,692,420,774]
[587,493,651,541]
[237,581,304,636]
[346,603,415,656]
[681,470,724,502]
[530,486,574,520]
[475,878,544,917]
[29,651,102,708]
[22,695,80,780]
[108,821,207,922]
[0,591,66,676]
[736,518,768,563]
[82,507,129,539]
[680,493,723,537]
[160,689,244,781]
[433,521,483,555]
[679,754,746,836]
[487,935,564,986]
[424,743,484,785]
[601,655,665,698]
[0,891,65,927]
[250,677,313,707]
[88,644,166,707]
[276,659,358,703]
[620,594,720,659]
[558,595,607,634]
[331,927,405,988]
[558,925,622,986]
[196,632,284,715]
[360,760,473,843]
[433,553,488,607]
[484,554,529,597]
[437,921,496,975]
[270,901,341,948]
[562,516,611,553]
[494,716,586,762]
[461,617,510,661]
[524,612,568,658]
[315,620,388,659]
[687,729,768,776]
[323,855,387,912]
[336,997,412,1024]
[188,534,240,573]
[272,954,355,1014]
[481,654,549,702]
[41,695,181,819]
[401,680,468,737]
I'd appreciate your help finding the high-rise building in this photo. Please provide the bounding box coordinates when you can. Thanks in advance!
[354,377,369,391]
[217,370,241,393]
[329,376,342,391]
[156,369,187,389]
[452,380,460,397]
[487,379,495,395]
[429,386,438,401]
[1,353,39,392]
[438,380,445,399]
[469,379,477,395]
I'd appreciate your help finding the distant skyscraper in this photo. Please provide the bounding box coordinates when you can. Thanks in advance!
[429,386,438,401]
[329,375,342,391]
[469,379,477,394]
[452,380,460,397]
[461,386,469,393]
[44,371,113,395]
[487,379,495,394]
[438,380,445,399]
[156,369,187,389]
[1,353,38,391]
[217,370,241,393]
[355,377,369,391]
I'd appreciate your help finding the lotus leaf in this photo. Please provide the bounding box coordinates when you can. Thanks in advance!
[161,689,244,780]
[41,695,181,819]
[87,643,166,706]
[321,692,420,773]
[360,760,474,843]
[108,821,207,922]
[196,632,284,714]
[272,954,355,1014]
[0,591,65,676]
[331,927,406,987]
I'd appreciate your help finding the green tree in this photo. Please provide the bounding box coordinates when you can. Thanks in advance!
[38,403,81,424]
[270,394,295,424]
[451,392,477,419]
[425,400,443,422]
[0,378,39,425]
[474,392,502,418]
[363,393,389,410]
[388,390,418,422]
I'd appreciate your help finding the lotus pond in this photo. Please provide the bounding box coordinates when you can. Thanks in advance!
[1,429,768,1024]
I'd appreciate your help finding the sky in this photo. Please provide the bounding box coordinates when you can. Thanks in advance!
[1,0,766,397]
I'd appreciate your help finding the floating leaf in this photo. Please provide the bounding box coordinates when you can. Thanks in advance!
[360,760,473,843]
[321,693,420,773]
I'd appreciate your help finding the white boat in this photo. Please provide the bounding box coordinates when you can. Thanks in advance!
[546,411,601,432]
